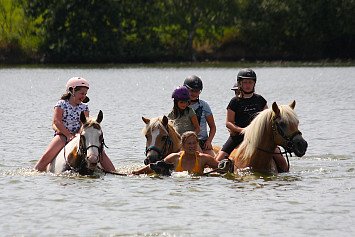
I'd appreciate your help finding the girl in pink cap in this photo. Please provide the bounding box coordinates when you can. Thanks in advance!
[35,77,115,172]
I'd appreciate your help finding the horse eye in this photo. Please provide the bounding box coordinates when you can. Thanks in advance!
[161,136,168,141]
[279,121,286,128]
[145,135,148,139]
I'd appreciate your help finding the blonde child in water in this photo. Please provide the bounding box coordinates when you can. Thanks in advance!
[131,131,219,175]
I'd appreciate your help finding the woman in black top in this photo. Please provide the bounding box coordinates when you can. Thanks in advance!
[216,68,288,172]
[215,68,268,161]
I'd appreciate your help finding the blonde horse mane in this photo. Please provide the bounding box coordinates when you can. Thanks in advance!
[142,116,178,138]
[238,105,299,161]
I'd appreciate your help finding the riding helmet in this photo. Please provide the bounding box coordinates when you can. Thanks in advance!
[172,86,191,101]
[66,77,90,92]
[236,68,257,82]
[183,75,203,91]
[66,77,90,103]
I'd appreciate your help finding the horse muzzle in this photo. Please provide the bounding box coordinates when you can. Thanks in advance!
[87,162,98,170]
[86,154,100,170]
[144,154,161,165]
[291,136,308,157]
[145,146,163,165]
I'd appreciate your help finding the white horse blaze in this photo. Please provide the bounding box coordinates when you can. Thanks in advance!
[148,128,161,155]
[150,128,160,146]
[82,126,102,168]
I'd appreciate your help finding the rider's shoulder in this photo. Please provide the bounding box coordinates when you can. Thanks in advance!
[253,93,265,99]
[198,152,214,160]
[55,99,69,109]
[198,99,210,107]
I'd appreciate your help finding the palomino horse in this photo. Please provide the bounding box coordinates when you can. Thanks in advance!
[214,101,308,174]
[142,116,181,165]
[47,110,106,175]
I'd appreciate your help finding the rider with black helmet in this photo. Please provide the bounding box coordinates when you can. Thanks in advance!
[215,69,288,172]
[215,68,267,161]
[184,75,216,157]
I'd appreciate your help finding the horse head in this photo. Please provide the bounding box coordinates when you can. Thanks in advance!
[226,100,307,174]
[75,110,105,174]
[142,116,181,165]
[271,101,308,157]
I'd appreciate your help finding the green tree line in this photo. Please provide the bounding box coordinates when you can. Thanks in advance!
[0,0,354,64]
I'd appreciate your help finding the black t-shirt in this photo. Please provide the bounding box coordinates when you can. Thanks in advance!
[227,94,267,128]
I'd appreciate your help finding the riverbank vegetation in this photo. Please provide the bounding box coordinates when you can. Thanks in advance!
[1,0,354,64]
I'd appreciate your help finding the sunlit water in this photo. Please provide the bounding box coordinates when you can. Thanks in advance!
[0,67,354,236]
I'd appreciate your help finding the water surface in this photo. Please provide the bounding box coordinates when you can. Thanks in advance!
[0,67,354,236]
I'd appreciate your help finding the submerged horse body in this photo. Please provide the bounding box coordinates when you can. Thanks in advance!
[215,101,308,174]
[47,110,105,175]
[142,116,181,165]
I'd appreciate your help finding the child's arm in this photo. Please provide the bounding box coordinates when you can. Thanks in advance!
[190,115,200,135]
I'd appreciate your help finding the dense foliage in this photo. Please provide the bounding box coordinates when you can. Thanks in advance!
[0,0,354,63]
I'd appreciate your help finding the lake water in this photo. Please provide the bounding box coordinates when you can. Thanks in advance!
[0,66,354,236]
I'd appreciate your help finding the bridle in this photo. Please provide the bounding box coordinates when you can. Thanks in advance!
[145,124,174,162]
[64,131,107,173]
[256,113,302,172]
[271,114,302,152]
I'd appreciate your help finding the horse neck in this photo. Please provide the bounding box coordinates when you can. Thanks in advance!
[64,135,83,168]
[167,124,181,152]
[236,116,277,170]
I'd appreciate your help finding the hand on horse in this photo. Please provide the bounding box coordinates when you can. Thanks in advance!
[66,134,75,143]
[228,129,238,137]
[204,140,213,150]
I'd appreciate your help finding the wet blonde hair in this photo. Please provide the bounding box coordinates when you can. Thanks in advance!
[181,131,198,145]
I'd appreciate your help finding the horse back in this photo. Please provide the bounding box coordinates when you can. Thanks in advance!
[212,145,221,157]
[213,145,238,160]
[47,136,80,173]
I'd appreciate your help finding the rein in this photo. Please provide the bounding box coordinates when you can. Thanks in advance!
[256,146,290,172]
[145,124,174,160]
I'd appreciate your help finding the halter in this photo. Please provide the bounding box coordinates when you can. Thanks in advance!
[271,114,302,152]
[64,132,107,173]
[256,113,302,172]
[145,124,174,161]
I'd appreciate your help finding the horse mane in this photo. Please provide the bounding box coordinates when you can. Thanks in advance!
[238,105,299,161]
[80,118,101,132]
[142,116,177,136]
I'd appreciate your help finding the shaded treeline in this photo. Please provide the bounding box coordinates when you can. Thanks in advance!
[0,0,354,64]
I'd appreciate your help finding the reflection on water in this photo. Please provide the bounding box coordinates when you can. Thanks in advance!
[1,67,355,236]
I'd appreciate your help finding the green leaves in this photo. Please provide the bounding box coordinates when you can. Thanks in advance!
[2,0,353,63]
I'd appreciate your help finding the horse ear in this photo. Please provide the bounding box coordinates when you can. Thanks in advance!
[80,111,87,124]
[289,100,296,110]
[142,117,150,124]
[162,115,169,126]
[97,110,103,123]
[272,102,280,116]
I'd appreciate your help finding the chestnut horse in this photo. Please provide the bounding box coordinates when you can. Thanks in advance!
[214,101,308,174]
[142,116,181,165]
[47,110,106,175]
